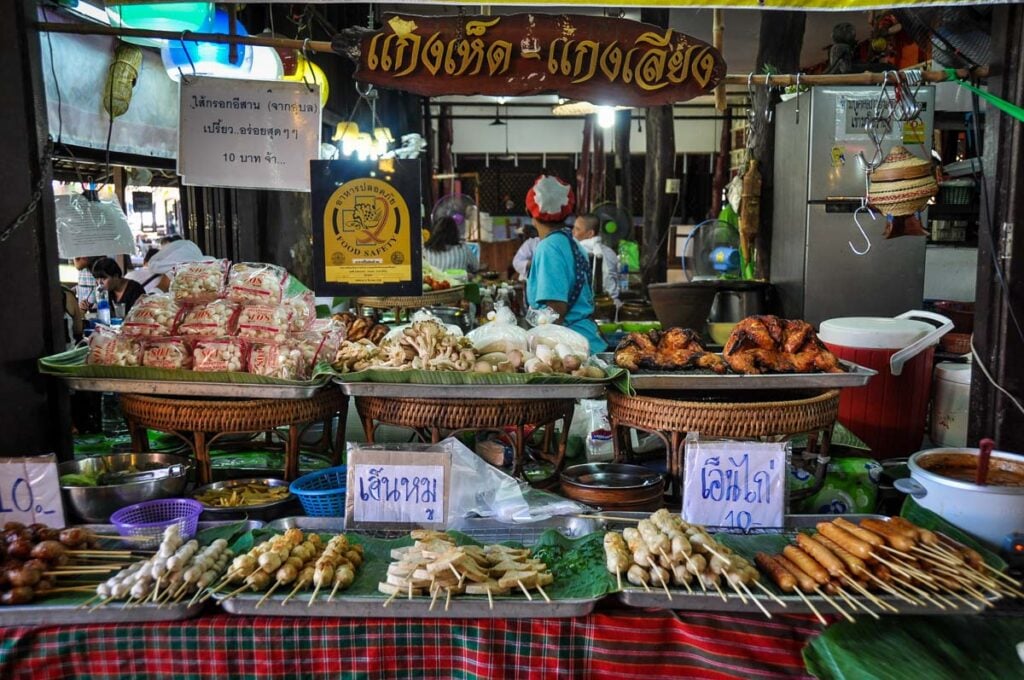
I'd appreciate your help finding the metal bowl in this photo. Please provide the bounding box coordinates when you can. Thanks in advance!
[560,463,665,510]
[192,478,295,521]
[59,453,192,523]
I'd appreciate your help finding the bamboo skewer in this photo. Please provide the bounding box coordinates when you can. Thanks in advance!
[794,589,827,626]
[710,579,726,603]
[727,579,747,604]
[89,595,115,612]
[843,577,898,613]
[382,588,399,609]
[517,580,534,601]
[815,588,854,623]
[751,579,787,608]
[281,581,306,606]
[46,585,99,594]
[739,582,771,619]
[329,581,342,603]
[307,583,323,607]
[836,586,877,620]
[536,584,552,604]
[429,586,440,611]
[79,594,102,609]
[616,570,622,592]
[255,582,281,609]
[444,587,452,612]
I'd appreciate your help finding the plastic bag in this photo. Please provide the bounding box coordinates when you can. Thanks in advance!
[169,259,228,304]
[227,262,289,306]
[236,304,292,343]
[283,291,316,332]
[87,326,142,366]
[192,337,248,372]
[248,342,307,380]
[526,324,590,357]
[524,305,560,327]
[290,330,342,370]
[582,399,614,462]
[120,293,181,337]
[176,299,240,336]
[381,309,463,344]
[466,305,528,354]
[142,337,192,370]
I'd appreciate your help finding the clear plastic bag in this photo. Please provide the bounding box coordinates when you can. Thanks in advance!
[121,293,181,337]
[142,337,192,370]
[226,262,289,306]
[248,342,307,380]
[169,259,228,304]
[192,337,248,372]
[526,324,590,357]
[290,330,342,371]
[86,326,143,366]
[236,304,292,344]
[176,299,240,337]
[283,291,316,332]
[466,305,528,354]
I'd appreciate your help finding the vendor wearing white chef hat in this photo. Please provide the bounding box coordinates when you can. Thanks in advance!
[524,175,606,354]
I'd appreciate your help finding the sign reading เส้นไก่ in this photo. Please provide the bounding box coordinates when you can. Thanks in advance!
[682,439,788,531]
[178,76,321,191]
[345,447,451,531]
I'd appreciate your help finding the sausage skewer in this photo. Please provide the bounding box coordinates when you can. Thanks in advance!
[756,553,826,625]
[783,546,854,623]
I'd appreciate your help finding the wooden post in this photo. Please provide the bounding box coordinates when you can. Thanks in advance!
[749,11,806,279]
[969,4,1024,451]
[641,104,675,288]
[710,108,732,218]
[614,108,633,227]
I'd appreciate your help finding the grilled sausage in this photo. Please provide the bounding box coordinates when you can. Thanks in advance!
[755,553,796,592]
[814,534,869,578]
[783,545,830,586]
[833,518,884,548]
[796,534,846,578]
[774,554,817,593]
[860,519,915,552]
[817,522,873,560]
[887,517,922,542]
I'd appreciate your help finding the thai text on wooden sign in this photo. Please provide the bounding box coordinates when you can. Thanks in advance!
[352,13,726,106]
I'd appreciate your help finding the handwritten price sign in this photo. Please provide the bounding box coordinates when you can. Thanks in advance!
[0,455,65,528]
[346,448,450,530]
[682,440,787,531]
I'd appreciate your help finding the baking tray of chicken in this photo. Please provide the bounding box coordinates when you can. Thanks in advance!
[605,319,876,391]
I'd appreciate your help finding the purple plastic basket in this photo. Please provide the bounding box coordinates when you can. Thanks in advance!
[110,498,203,545]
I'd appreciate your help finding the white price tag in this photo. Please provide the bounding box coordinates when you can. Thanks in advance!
[346,449,450,530]
[682,440,787,531]
[0,455,65,528]
[178,77,321,191]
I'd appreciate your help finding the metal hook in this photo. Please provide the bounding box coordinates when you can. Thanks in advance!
[300,38,316,93]
[851,204,875,256]
[795,73,802,125]
[763,72,773,123]
[176,31,197,84]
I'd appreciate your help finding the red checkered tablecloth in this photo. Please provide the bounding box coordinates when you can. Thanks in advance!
[0,607,821,679]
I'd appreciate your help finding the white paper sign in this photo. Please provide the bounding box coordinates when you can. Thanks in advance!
[178,77,321,191]
[682,440,788,531]
[345,447,451,530]
[0,455,66,528]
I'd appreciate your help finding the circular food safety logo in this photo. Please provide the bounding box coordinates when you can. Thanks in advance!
[331,252,344,265]
[324,178,410,256]
[390,252,405,264]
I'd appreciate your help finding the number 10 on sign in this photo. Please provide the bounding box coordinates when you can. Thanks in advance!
[682,438,789,531]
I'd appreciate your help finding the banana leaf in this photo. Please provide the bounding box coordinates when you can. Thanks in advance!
[901,497,1007,571]
[804,616,1024,680]
[38,347,331,387]
[333,365,627,388]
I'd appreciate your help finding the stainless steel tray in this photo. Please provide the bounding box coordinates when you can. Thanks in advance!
[336,379,606,399]
[593,512,886,533]
[61,376,327,399]
[0,600,203,627]
[600,358,875,391]
[80,519,263,547]
[219,592,596,619]
[265,515,600,542]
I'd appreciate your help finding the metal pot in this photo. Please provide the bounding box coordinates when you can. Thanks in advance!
[59,452,192,523]
[895,447,1024,547]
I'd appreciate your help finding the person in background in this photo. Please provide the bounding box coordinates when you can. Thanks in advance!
[159,234,183,246]
[524,175,606,353]
[573,214,621,301]
[512,224,539,280]
[125,248,163,294]
[92,257,145,316]
[423,215,479,272]
[145,239,210,292]
[72,256,100,312]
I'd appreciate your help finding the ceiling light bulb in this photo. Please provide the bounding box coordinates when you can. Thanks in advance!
[597,106,616,129]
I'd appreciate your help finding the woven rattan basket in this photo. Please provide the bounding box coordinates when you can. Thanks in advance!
[356,286,464,311]
[607,389,840,439]
[355,396,574,430]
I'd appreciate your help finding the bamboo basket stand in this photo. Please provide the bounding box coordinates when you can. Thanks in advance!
[355,395,575,486]
[120,390,348,484]
[607,389,841,498]
[355,287,465,321]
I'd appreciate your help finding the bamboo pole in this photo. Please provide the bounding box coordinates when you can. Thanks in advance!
[712,10,726,112]
[35,21,989,87]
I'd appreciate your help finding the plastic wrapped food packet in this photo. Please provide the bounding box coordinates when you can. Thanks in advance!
[192,337,248,373]
[87,326,143,366]
[283,291,316,332]
[308,317,346,337]
[248,342,307,380]
[120,294,181,337]
[142,337,193,370]
[169,259,228,304]
[289,331,342,372]
[226,262,289,306]
[177,299,241,337]
[236,304,291,344]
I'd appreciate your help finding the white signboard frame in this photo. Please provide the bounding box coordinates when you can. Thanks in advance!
[345,448,451,530]
[178,76,321,191]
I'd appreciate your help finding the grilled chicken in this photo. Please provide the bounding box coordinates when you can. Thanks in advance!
[723,315,842,374]
[614,329,726,373]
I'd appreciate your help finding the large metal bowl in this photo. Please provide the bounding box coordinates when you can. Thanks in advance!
[560,463,665,511]
[59,453,192,523]
[192,478,295,521]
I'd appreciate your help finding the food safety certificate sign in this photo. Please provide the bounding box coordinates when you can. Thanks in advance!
[310,159,423,296]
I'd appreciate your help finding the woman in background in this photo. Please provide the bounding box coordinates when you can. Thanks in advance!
[423,216,479,272]
[92,257,145,316]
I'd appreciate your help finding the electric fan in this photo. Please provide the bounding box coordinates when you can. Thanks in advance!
[591,202,631,250]
[680,219,742,281]
[431,193,478,239]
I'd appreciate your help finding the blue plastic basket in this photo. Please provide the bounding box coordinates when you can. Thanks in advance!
[289,465,348,517]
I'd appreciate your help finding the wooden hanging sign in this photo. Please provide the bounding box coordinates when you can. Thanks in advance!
[349,13,726,106]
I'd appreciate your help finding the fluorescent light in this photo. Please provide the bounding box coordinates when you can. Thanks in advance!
[68,1,109,24]
[596,106,616,129]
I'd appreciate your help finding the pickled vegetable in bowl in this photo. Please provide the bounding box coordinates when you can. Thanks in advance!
[193,480,291,507]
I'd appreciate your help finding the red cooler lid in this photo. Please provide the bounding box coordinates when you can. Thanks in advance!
[819,317,935,350]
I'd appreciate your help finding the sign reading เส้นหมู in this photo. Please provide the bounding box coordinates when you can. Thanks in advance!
[682,439,788,531]
[350,13,725,107]
[345,448,451,531]
[178,76,321,191]
[310,158,423,297]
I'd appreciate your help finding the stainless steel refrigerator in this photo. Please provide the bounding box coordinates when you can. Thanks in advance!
[770,86,935,328]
